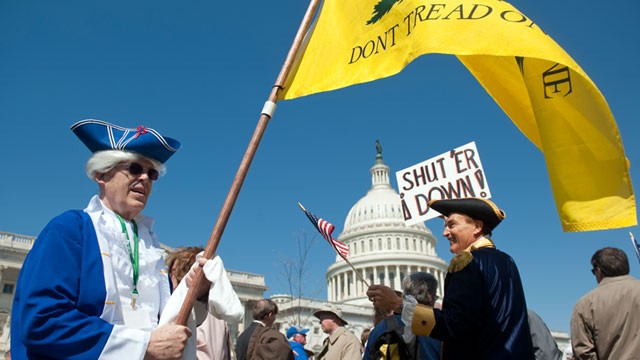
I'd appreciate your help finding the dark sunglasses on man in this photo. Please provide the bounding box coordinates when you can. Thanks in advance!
[117,162,160,181]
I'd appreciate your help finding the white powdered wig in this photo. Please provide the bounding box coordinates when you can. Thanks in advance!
[85,150,166,180]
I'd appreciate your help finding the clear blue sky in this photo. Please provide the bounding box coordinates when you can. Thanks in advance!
[1,0,638,333]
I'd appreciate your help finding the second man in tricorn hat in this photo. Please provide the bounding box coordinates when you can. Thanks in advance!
[367,197,534,360]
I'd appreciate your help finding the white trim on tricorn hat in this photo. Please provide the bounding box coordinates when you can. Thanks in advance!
[71,119,181,164]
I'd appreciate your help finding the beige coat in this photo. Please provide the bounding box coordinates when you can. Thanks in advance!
[317,327,362,360]
[570,275,640,359]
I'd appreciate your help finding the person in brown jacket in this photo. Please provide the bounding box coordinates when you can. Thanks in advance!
[236,299,293,360]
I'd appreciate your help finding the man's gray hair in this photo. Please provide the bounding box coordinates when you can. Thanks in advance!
[402,272,438,306]
[85,150,165,180]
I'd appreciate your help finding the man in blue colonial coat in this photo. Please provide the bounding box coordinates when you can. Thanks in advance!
[367,197,534,359]
[11,120,242,359]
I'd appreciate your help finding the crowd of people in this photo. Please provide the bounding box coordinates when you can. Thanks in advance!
[8,120,639,360]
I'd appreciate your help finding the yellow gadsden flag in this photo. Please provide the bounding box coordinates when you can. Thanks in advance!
[279,0,636,232]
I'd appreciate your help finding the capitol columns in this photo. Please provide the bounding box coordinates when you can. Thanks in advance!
[384,266,390,288]
[353,270,357,296]
[373,266,378,286]
[395,265,400,288]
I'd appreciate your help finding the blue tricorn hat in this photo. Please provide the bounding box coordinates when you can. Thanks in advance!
[286,325,309,339]
[71,119,181,164]
[428,197,506,231]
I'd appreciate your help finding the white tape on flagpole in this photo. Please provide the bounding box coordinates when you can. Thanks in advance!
[261,101,277,118]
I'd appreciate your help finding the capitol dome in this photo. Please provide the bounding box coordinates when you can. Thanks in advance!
[326,142,448,305]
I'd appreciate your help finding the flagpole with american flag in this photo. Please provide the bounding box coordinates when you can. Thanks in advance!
[630,232,640,265]
[298,202,370,287]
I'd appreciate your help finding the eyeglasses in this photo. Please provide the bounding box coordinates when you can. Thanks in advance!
[117,162,159,181]
[591,267,598,275]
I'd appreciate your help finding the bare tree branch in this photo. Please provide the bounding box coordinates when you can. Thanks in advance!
[279,230,316,324]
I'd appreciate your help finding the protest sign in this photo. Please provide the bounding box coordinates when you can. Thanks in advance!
[396,141,491,225]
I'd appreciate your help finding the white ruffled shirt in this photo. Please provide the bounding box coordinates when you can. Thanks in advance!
[85,196,170,358]
[85,195,244,360]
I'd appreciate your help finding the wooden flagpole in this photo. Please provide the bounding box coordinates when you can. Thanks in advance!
[176,0,323,326]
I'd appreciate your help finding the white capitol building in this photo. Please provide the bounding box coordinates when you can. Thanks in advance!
[271,144,449,353]
[0,143,569,357]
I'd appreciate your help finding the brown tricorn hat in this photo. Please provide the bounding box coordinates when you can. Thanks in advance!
[428,197,506,231]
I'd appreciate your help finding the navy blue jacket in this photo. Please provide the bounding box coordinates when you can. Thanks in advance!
[432,247,534,359]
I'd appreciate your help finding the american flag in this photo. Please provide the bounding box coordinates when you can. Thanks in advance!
[630,232,640,265]
[299,203,349,258]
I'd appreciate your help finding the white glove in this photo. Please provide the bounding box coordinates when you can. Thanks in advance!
[198,254,244,322]
[401,295,417,343]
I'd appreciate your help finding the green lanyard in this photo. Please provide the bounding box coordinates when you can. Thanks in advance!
[116,214,140,309]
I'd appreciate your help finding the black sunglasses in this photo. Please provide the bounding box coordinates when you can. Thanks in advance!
[118,162,159,181]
